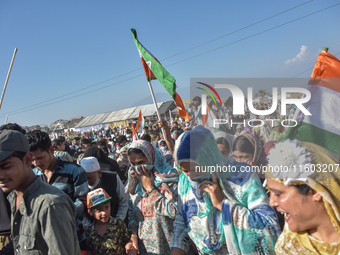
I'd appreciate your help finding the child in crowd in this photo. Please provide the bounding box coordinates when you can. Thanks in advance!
[86,188,130,255]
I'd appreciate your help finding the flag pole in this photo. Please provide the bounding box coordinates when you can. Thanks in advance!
[169,110,173,125]
[147,81,166,139]
[4,115,8,124]
[0,48,18,111]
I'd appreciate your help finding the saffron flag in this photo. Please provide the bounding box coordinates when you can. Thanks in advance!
[285,49,340,155]
[135,110,144,134]
[131,29,189,122]
[66,124,70,137]
[202,103,219,129]
[132,124,138,141]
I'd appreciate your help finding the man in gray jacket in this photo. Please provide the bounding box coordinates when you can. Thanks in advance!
[0,130,80,254]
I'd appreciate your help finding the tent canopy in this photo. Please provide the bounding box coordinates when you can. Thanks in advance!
[75,101,171,129]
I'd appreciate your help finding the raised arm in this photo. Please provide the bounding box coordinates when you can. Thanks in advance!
[158,120,175,155]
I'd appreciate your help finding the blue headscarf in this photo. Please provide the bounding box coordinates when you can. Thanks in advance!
[173,126,252,253]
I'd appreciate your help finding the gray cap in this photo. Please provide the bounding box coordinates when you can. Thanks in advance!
[0,130,29,161]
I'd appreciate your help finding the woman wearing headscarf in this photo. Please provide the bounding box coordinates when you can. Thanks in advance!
[266,139,340,254]
[207,127,235,160]
[159,139,175,167]
[125,140,179,255]
[233,131,267,173]
[170,126,280,255]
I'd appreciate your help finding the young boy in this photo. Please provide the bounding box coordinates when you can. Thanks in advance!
[86,188,130,255]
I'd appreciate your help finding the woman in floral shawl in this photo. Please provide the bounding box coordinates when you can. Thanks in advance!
[266,139,340,254]
[125,140,179,255]
[170,125,280,255]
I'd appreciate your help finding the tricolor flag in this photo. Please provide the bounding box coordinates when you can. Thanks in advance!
[202,103,220,129]
[135,110,144,133]
[286,49,340,155]
[131,29,189,122]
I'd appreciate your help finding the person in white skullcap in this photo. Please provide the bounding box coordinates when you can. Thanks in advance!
[234,124,243,138]
[80,157,128,222]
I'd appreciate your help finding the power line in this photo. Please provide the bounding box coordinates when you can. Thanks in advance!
[0,1,314,116]
[165,3,340,67]
[1,68,143,116]
[161,0,314,61]
[1,2,339,118]
[0,74,145,117]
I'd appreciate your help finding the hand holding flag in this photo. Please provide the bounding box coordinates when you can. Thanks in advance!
[131,29,189,122]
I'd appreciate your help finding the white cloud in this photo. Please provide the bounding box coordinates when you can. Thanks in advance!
[285,45,308,64]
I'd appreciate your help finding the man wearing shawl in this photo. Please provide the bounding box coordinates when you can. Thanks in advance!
[170,126,280,255]
[125,140,179,255]
[266,139,340,254]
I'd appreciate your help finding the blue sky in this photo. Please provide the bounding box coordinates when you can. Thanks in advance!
[0,0,339,127]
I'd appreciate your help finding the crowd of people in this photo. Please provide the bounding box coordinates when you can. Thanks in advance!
[0,94,340,255]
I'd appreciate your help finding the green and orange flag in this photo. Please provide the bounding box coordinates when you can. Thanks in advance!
[131,28,189,122]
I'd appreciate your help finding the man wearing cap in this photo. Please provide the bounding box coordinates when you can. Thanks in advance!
[0,124,26,250]
[0,130,80,254]
[81,157,128,222]
[269,120,286,142]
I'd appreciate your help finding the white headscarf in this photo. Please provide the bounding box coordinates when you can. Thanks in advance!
[206,127,235,159]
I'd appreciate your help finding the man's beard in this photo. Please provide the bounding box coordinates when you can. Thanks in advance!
[88,176,101,191]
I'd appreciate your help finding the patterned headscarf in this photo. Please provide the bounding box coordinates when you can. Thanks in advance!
[236,130,267,167]
[125,140,178,197]
[128,140,155,163]
[267,140,340,254]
